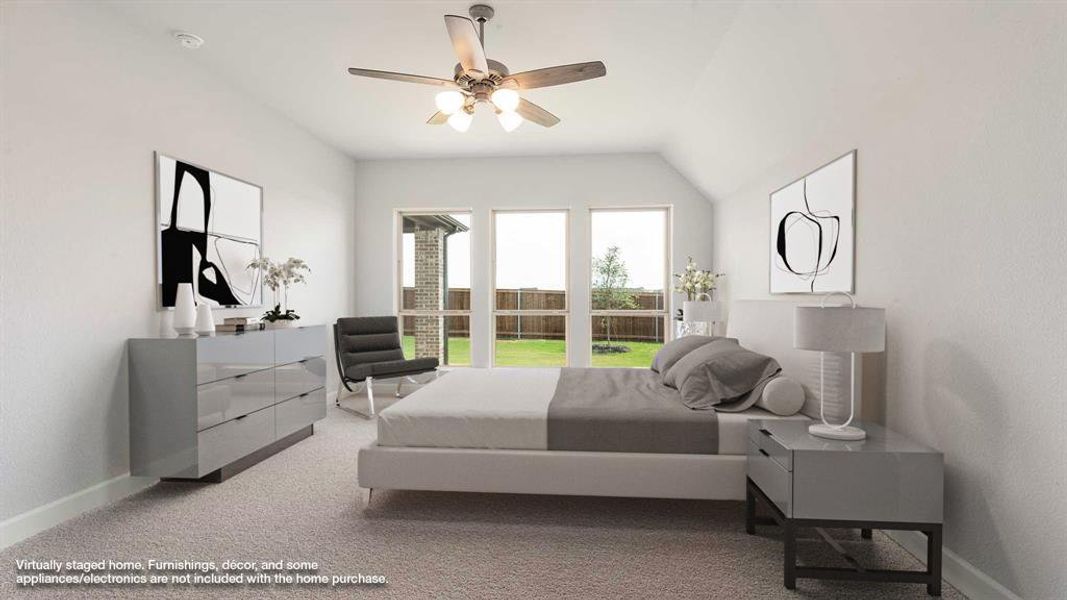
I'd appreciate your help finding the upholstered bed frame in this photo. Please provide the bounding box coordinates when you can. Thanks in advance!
[357,300,860,501]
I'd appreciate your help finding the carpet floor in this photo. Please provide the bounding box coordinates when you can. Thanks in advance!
[0,401,963,599]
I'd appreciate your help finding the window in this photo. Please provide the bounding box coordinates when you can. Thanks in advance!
[397,212,471,366]
[590,208,670,367]
[492,210,569,367]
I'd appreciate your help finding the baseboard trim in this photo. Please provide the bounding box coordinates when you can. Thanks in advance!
[885,530,1022,600]
[0,473,157,551]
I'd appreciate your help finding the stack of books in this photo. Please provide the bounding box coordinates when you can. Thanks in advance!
[215,317,265,333]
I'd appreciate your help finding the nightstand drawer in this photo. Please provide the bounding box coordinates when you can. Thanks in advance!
[748,440,792,517]
[749,424,793,471]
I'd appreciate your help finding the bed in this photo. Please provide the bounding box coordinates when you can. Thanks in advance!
[357,300,860,500]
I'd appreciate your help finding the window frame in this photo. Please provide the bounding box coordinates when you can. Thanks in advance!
[394,208,473,366]
[588,206,673,367]
[490,208,571,368]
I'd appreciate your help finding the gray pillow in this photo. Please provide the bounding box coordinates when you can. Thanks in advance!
[669,343,782,410]
[714,375,804,415]
[662,338,739,388]
[650,335,717,373]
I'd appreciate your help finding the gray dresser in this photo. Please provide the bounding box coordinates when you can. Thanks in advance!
[746,419,944,595]
[129,325,327,482]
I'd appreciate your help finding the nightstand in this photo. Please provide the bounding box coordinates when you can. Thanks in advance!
[746,419,944,596]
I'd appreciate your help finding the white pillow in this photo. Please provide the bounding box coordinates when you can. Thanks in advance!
[756,377,805,416]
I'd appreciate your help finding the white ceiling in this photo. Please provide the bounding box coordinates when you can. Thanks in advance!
[106,1,741,161]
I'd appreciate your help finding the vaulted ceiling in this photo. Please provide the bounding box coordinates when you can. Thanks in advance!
[107,2,739,161]
[105,2,1041,201]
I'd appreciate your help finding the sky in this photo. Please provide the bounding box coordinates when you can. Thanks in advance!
[403,210,666,291]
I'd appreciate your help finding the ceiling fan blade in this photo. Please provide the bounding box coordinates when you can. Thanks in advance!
[516,98,560,128]
[426,111,449,125]
[444,15,489,77]
[506,61,606,90]
[347,67,458,88]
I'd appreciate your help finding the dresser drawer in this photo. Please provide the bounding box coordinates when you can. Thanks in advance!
[275,356,326,402]
[196,368,276,431]
[748,440,792,517]
[275,387,326,439]
[274,326,325,365]
[197,405,275,476]
[196,332,275,384]
[749,424,793,471]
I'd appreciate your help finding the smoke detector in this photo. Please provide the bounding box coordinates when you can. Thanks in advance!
[173,32,204,50]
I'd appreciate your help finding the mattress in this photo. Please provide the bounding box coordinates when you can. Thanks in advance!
[378,368,808,455]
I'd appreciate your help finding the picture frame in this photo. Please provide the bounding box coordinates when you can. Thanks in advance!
[155,152,264,308]
[769,150,856,294]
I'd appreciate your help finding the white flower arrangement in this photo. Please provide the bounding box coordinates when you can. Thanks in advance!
[673,257,723,301]
[247,257,310,322]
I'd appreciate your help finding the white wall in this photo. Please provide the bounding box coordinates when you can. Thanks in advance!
[353,154,712,367]
[0,2,357,524]
[665,3,1066,598]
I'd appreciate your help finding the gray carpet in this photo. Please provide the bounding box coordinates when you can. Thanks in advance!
[0,403,963,599]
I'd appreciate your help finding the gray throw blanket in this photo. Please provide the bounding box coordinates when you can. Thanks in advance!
[547,368,718,454]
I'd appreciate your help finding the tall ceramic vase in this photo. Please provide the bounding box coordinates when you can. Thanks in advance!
[173,283,197,336]
[195,303,215,336]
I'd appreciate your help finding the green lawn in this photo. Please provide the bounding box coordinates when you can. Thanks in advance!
[402,336,661,368]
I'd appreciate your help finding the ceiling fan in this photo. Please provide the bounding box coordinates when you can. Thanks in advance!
[347,4,606,132]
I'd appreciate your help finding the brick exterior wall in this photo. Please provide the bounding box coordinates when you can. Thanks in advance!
[413,227,445,359]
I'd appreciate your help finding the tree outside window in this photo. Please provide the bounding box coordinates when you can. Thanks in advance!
[591,245,638,353]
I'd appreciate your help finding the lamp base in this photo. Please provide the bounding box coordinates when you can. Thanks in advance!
[808,423,867,441]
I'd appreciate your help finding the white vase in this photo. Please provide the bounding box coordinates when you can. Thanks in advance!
[195,304,216,335]
[173,283,197,336]
[158,310,175,337]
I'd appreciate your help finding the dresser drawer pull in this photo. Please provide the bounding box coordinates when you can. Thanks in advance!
[759,428,773,437]
[758,448,770,457]
[234,373,248,380]
[298,392,310,398]
[234,414,248,421]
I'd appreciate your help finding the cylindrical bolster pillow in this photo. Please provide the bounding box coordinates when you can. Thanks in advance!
[757,377,805,416]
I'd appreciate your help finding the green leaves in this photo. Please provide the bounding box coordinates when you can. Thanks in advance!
[261,303,302,322]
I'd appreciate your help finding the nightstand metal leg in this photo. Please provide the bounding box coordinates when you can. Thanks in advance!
[926,525,943,596]
[861,528,873,539]
[783,520,797,590]
[745,481,756,534]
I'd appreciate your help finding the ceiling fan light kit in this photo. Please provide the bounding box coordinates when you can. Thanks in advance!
[348,4,606,133]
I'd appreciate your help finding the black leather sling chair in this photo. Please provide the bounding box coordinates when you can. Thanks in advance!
[333,316,438,417]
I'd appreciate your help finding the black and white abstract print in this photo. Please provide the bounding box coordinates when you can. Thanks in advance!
[157,154,262,307]
[770,151,855,293]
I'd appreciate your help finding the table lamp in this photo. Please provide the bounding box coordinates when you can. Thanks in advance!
[682,293,723,336]
[793,292,885,441]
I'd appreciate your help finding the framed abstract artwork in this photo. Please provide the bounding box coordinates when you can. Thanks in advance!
[769,150,855,294]
[156,153,263,308]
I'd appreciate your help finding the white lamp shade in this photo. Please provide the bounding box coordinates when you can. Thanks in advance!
[434,91,465,114]
[491,88,520,112]
[683,300,723,322]
[447,111,473,132]
[794,305,885,353]
[497,110,523,132]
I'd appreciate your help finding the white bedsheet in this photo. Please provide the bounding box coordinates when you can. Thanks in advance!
[377,368,560,450]
[377,368,808,455]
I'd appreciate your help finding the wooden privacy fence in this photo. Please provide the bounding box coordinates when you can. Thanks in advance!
[402,288,666,343]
